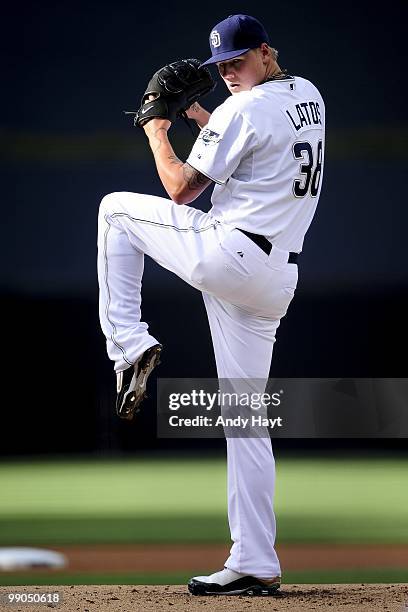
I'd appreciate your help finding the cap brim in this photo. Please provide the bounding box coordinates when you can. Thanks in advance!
[200,48,250,67]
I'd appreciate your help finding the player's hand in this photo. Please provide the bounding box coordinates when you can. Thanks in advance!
[127,59,216,129]
[141,95,171,136]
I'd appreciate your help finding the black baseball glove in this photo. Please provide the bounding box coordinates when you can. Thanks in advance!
[125,58,216,128]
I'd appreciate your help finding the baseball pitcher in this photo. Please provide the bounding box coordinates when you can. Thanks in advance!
[97,14,325,595]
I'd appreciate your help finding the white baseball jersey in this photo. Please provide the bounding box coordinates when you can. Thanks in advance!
[187,76,325,253]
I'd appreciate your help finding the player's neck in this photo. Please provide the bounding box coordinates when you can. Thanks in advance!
[261,62,288,84]
[266,63,283,79]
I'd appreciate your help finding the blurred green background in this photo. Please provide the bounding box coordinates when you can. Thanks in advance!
[0,455,407,585]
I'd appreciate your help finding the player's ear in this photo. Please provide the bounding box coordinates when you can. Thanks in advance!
[259,43,269,64]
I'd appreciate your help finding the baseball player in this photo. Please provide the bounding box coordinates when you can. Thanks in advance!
[97,14,325,595]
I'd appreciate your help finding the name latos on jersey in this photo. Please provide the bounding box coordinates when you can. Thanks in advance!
[283,100,322,135]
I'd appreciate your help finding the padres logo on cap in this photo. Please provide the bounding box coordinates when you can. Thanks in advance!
[210,30,221,48]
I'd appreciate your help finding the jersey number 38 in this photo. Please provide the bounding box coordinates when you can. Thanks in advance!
[292,139,323,198]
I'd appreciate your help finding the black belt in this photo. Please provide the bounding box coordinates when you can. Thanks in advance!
[237,229,299,263]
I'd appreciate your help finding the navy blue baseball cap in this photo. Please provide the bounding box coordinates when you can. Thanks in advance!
[200,14,270,67]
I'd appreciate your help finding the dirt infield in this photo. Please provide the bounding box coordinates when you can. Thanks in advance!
[1,584,407,612]
[50,543,408,572]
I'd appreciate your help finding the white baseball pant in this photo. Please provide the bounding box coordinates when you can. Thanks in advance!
[97,191,298,578]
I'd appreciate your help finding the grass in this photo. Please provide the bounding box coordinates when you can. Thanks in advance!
[0,456,407,544]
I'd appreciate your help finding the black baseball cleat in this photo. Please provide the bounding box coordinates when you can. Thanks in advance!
[188,568,281,596]
[116,344,162,420]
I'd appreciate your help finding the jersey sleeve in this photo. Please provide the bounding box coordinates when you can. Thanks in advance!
[186,100,258,185]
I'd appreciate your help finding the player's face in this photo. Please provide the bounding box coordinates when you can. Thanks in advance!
[216,49,266,94]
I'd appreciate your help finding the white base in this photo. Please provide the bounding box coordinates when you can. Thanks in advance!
[0,547,67,571]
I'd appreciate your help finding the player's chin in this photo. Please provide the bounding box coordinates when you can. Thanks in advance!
[228,84,243,94]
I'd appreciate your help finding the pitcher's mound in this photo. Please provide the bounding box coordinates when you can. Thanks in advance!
[2,584,407,612]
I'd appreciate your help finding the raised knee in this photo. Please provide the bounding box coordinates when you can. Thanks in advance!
[100,192,118,213]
